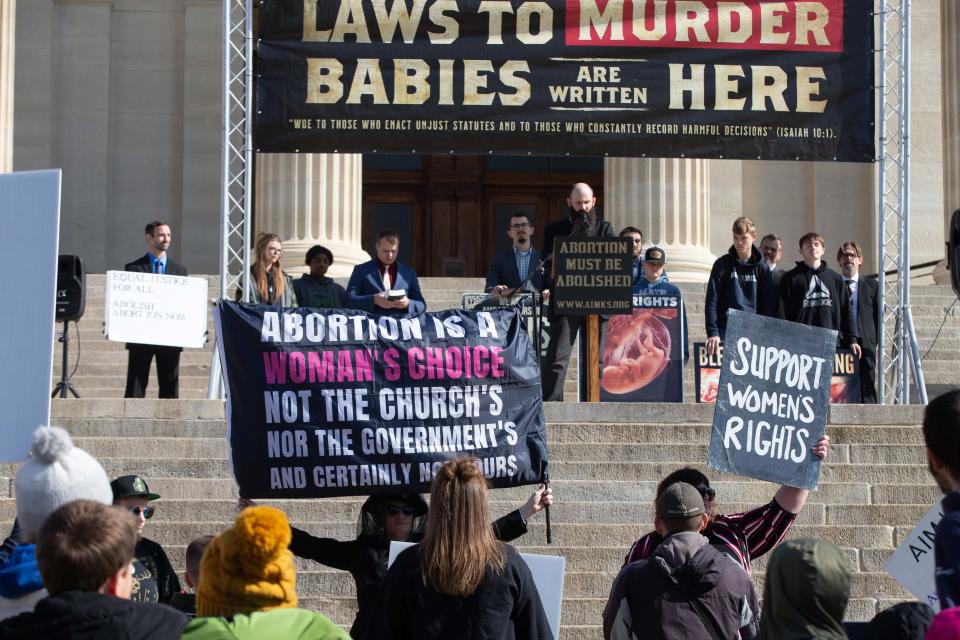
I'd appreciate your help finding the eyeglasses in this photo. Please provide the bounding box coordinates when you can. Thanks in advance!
[383,506,415,517]
[128,506,155,519]
[840,252,858,259]
[509,223,531,229]
[695,485,716,501]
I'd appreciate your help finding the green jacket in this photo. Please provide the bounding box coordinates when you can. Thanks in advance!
[181,609,350,640]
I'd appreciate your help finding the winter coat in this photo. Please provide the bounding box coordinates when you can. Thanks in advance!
[936,490,960,609]
[289,494,527,640]
[0,544,45,621]
[0,590,187,640]
[365,542,553,640]
[134,537,180,605]
[292,275,346,309]
[757,538,850,640]
[777,260,857,347]
[180,608,350,640]
[604,531,759,640]
[863,602,934,640]
[705,246,766,338]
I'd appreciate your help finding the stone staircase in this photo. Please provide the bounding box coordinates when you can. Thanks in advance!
[22,274,959,637]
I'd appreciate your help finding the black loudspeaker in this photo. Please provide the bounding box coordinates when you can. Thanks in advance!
[56,255,86,322]
[950,209,960,297]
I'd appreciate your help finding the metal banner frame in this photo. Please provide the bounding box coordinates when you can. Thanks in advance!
[213,0,927,404]
[876,0,926,404]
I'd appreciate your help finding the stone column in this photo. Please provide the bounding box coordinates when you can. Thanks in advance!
[0,0,14,173]
[254,153,371,278]
[935,0,959,284]
[604,157,716,282]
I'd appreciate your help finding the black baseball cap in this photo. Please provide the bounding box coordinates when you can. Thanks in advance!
[656,482,705,518]
[111,474,161,501]
[644,246,667,264]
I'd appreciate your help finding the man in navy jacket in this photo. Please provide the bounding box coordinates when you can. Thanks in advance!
[346,229,426,317]
[922,390,960,610]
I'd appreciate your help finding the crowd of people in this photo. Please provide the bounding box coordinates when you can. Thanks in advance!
[0,392,958,638]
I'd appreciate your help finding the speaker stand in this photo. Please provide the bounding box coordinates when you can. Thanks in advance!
[52,321,80,399]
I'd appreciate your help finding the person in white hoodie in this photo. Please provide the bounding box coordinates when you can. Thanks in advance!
[0,426,114,620]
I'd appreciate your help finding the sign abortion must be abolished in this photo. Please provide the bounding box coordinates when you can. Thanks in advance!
[214,301,549,499]
[707,310,836,490]
[256,0,874,160]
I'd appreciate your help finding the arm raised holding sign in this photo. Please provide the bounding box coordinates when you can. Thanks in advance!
[622,435,830,572]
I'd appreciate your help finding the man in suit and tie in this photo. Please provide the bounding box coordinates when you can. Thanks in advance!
[485,213,543,297]
[540,182,616,401]
[346,228,426,316]
[758,233,785,317]
[620,226,644,288]
[124,221,189,398]
[838,241,880,403]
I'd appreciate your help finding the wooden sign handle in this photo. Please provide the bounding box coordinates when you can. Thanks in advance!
[586,314,600,402]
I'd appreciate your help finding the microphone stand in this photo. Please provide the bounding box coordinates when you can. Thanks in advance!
[473,255,551,359]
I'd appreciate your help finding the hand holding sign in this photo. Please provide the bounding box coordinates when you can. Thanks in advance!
[707,311,837,490]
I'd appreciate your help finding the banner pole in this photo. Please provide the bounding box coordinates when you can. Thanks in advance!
[586,315,601,402]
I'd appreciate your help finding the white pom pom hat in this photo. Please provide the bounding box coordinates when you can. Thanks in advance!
[14,426,113,540]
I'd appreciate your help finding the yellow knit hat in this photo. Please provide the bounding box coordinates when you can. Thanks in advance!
[196,505,297,617]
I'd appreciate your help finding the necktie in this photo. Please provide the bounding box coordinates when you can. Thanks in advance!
[383,267,392,292]
[845,279,853,295]
[153,261,160,274]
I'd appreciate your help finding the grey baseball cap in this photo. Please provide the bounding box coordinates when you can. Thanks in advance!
[656,482,705,518]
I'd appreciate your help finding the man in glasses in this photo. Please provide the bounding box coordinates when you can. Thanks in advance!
[619,226,644,288]
[837,241,879,403]
[485,213,544,298]
[758,233,785,318]
[111,474,180,605]
[622,434,830,572]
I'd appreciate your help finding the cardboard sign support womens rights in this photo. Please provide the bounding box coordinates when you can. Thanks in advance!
[707,310,836,490]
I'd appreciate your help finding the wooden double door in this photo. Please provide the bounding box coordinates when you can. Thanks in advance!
[361,155,604,277]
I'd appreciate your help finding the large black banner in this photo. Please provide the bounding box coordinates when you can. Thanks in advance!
[215,301,548,498]
[257,0,874,161]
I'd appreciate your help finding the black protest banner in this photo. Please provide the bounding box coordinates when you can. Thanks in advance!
[695,342,859,404]
[551,236,632,315]
[707,310,835,489]
[257,0,874,161]
[600,294,684,402]
[214,301,548,498]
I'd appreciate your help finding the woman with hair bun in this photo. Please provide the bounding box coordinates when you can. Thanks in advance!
[366,457,553,640]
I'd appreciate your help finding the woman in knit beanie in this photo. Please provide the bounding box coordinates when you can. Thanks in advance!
[184,506,348,640]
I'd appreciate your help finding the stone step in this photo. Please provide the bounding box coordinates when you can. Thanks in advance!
[58,437,927,467]
[51,419,925,448]
[47,399,926,424]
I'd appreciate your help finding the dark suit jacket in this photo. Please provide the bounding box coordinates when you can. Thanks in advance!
[124,254,189,351]
[346,260,426,316]
[484,248,544,293]
[854,275,879,348]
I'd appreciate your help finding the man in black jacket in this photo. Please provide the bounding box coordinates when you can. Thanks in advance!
[603,482,760,640]
[705,216,767,357]
[837,241,879,403]
[124,220,189,398]
[540,182,615,401]
[0,500,187,640]
[778,232,862,359]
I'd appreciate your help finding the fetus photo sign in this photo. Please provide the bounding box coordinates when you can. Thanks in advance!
[599,293,684,403]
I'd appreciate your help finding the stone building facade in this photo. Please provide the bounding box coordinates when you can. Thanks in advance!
[2,0,956,283]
